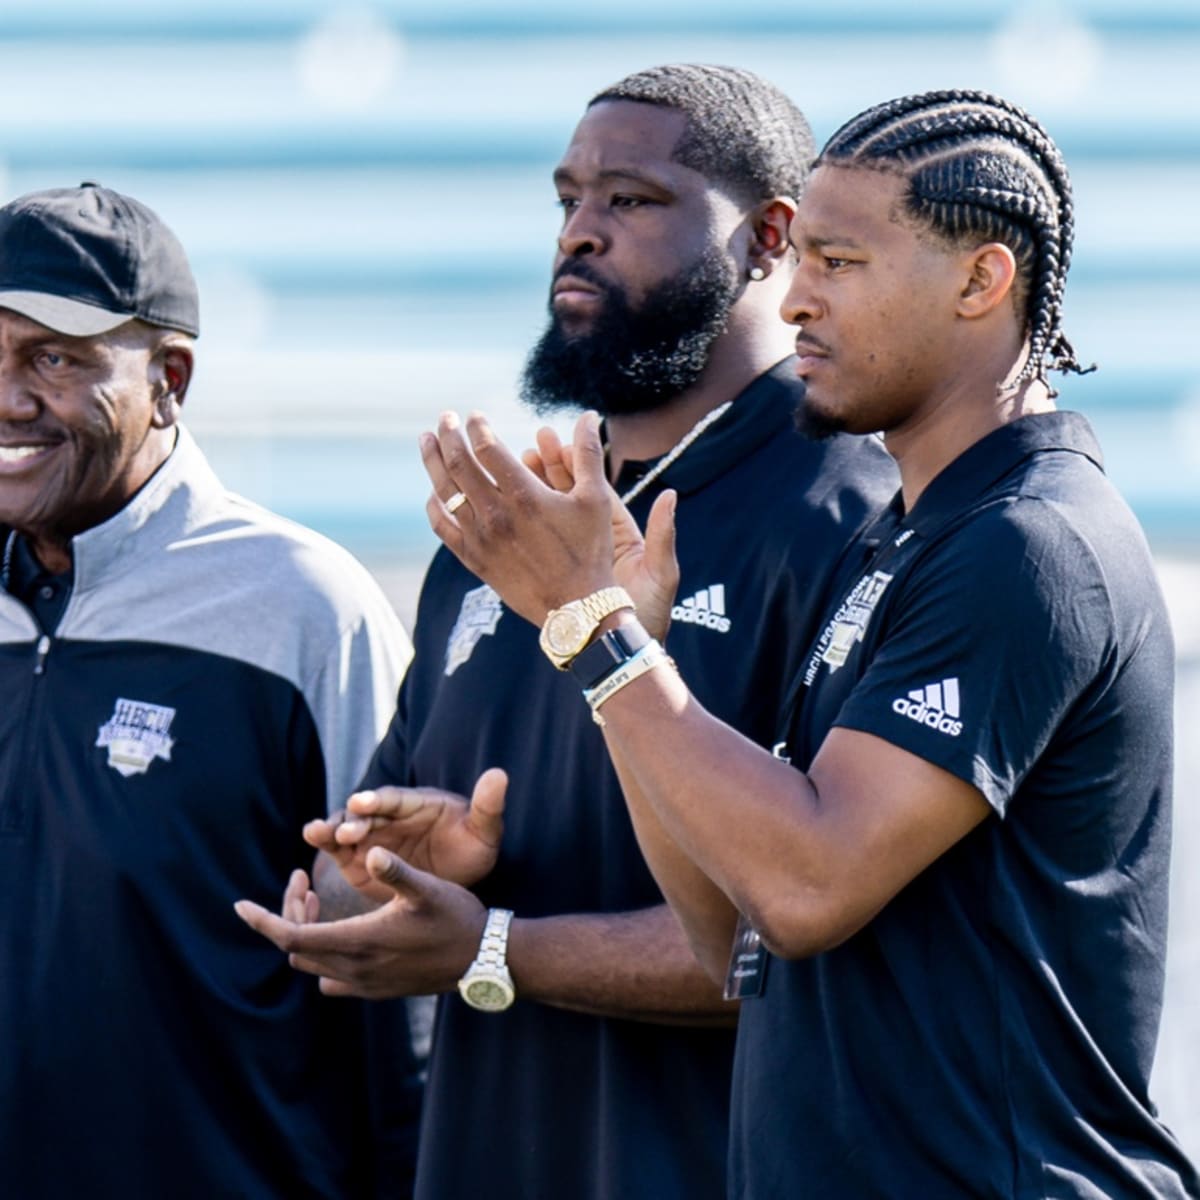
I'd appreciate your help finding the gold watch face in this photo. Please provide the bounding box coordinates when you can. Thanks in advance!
[464,977,514,1011]
[544,607,588,657]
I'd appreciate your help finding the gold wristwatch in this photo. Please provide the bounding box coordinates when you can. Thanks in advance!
[538,586,635,669]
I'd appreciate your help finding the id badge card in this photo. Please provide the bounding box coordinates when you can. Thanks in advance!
[723,911,769,1000]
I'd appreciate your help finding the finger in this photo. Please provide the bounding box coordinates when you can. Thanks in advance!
[318,975,364,998]
[435,410,498,501]
[366,846,435,904]
[522,447,552,488]
[234,900,377,955]
[466,768,507,847]
[282,868,311,923]
[303,813,343,851]
[333,816,380,845]
[534,426,574,493]
[234,899,299,951]
[569,410,607,498]
[644,488,680,593]
[288,951,358,981]
[464,410,542,496]
[303,889,321,925]
[419,423,480,548]
[347,786,428,820]
[418,427,465,507]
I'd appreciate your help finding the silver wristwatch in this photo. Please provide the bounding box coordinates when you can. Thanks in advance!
[457,908,516,1012]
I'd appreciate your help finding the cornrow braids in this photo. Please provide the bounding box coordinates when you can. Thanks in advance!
[590,64,815,204]
[820,89,1093,391]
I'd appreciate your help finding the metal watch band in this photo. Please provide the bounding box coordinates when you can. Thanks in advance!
[568,623,652,689]
[473,907,514,970]
[576,586,634,625]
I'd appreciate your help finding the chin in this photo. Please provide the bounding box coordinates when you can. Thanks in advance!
[793,394,850,441]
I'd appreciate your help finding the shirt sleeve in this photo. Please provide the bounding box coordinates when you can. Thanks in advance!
[831,500,1115,815]
[307,580,412,814]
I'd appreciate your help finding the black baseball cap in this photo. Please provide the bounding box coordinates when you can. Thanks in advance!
[0,182,199,338]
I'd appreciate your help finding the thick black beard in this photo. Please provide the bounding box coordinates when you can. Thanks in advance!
[520,247,740,417]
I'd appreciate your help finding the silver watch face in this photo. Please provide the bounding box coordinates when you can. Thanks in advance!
[544,608,588,657]
[464,976,514,1011]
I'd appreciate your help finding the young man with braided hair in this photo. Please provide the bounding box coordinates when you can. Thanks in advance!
[238,65,895,1198]
[408,90,1200,1196]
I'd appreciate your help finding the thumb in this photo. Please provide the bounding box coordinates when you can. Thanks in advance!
[467,767,507,846]
[644,489,680,593]
[366,846,430,903]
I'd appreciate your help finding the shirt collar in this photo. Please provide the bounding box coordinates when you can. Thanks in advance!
[901,411,1104,538]
[1,426,222,598]
[610,357,801,502]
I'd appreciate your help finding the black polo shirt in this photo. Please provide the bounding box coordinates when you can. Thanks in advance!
[3,531,72,632]
[731,413,1199,1199]
[364,360,897,1200]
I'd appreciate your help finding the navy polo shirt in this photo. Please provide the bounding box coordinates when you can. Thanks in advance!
[364,360,898,1200]
[730,413,1199,1198]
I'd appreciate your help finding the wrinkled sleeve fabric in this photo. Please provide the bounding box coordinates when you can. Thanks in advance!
[831,499,1112,816]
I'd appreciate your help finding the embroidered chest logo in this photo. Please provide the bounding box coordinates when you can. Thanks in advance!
[671,583,731,633]
[96,698,177,777]
[892,678,963,737]
[805,570,894,685]
[445,584,504,676]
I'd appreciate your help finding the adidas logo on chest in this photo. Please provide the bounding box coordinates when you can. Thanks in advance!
[892,678,963,737]
[672,584,731,633]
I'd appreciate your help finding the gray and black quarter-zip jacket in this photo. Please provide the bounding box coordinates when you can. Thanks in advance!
[0,427,412,1200]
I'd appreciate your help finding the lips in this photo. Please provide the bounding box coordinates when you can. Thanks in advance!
[553,275,603,302]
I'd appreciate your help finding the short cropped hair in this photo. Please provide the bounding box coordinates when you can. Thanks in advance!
[590,63,815,204]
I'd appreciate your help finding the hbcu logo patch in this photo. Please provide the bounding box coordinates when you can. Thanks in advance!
[444,584,504,676]
[96,697,177,777]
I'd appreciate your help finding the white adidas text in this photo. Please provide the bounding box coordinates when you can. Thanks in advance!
[672,584,731,633]
[892,678,963,737]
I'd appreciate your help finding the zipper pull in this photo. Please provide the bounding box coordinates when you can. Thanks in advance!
[34,634,50,676]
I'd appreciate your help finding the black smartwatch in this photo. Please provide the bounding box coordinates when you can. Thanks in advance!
[568,623,652,690]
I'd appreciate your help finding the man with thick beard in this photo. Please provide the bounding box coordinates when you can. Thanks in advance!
[239,65,895,1199]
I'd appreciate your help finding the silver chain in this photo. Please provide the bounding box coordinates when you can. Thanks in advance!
[616,400,733,504]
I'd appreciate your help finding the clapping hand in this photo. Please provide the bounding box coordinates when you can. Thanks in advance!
[303,768,508,903]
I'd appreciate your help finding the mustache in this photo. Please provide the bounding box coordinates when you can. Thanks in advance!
[0,423,65,442]
[551,259,612,292]
[794,331,832,355]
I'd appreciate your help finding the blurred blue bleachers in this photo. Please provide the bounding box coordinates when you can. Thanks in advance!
[0,0,1196,562]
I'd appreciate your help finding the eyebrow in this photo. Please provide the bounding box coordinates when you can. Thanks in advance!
[552,165,672,191]
[797,234,865,250]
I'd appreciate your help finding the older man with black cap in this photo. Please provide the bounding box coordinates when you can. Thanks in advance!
[0,183,415,1198]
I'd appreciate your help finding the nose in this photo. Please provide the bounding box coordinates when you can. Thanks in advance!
[780,264,821,328]
[557,201,608,259]
[0,358,39,421]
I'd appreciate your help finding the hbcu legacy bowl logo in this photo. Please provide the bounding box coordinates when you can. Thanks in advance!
[96,697,177,777]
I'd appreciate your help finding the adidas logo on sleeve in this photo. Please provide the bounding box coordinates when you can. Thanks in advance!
[672,584,731,633]
[892,678,963,737]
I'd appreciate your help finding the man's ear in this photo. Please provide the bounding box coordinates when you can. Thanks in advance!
[746,196,797,279]
[957,242,1018,321]
[151,340,194,429]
